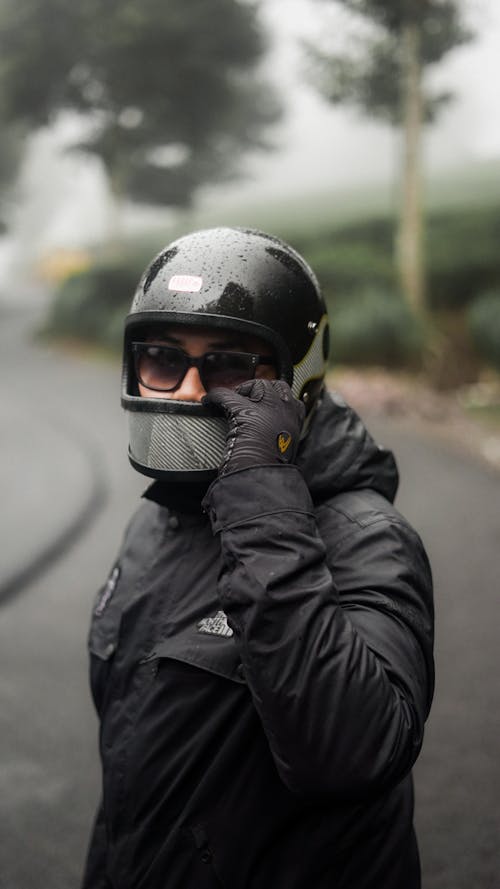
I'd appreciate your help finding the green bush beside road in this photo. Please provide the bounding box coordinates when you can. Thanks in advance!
[331,289,424,368]
[44,262,140,351]
[426,207,500,311]
[291,206,500,312]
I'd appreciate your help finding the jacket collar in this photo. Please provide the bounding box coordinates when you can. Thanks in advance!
[297,391,399,505]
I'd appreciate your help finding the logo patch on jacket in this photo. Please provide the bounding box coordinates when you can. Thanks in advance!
[197,610,233,638]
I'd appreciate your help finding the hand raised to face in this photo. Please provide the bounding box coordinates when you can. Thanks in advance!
[202,379,305,476]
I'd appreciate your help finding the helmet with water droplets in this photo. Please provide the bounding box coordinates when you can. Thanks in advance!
[122,226,330,481]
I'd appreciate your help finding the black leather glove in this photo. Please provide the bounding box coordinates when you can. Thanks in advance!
[202,379,305,476]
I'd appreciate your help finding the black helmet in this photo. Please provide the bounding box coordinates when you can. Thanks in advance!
[122,226,330,481]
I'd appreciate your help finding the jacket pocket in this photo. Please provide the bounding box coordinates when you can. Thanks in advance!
[143,624,246,685]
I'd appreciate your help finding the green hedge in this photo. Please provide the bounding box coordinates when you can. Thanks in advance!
[330,288,424,368]
[426,207,500,310]
[291,219,395,300]
[290,205,500,312]
[467,291,500,371]
[303,242,396,300]
[44,261,140,350]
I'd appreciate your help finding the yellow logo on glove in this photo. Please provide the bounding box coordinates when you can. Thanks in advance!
[277,432,292,454]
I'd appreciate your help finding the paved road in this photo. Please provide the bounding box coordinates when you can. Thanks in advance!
[1,306,499,888]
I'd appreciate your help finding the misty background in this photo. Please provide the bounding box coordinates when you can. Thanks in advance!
[1,0,498,284]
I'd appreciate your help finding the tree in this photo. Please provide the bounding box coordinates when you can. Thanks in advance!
[305,0,472,314]
[0,0,281,220]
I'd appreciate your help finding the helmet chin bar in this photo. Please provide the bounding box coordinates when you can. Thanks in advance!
[126,399,228,482]
[125,384,323,482]
[128,451,219,483]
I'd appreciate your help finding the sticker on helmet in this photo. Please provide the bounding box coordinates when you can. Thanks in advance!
[277,432,292,454]
[168,274,203,292]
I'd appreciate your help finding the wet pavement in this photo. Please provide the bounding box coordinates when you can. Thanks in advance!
[0,388,105,602]
[0,303,140,601]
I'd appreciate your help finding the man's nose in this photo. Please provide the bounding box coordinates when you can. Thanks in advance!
[170,366,207,401]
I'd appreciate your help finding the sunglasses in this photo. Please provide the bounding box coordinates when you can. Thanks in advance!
[132,342,274,393]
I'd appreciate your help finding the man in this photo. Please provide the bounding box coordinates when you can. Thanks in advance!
[83,227,434,889]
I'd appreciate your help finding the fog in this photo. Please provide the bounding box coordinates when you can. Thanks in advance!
[226,0,500,198]
[1,0,499,283]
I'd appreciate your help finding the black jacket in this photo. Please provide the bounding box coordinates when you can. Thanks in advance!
[83,392,434,889]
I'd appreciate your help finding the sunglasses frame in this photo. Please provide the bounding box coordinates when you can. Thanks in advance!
[132,341,274,393]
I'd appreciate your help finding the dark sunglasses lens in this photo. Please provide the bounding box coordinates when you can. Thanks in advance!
[203,353,255,389]
[136,346,186,391]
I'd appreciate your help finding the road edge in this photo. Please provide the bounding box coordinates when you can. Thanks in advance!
[0,430,108,607]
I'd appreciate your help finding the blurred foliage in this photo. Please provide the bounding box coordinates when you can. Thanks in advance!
[329,287,424,367]
[294,218,396,297]
[424,310,482,390]
[306,241,396,297]
[43,261,139,351]
[426,208,500,310]
[0,0,280,208]
[305,0,474,317]
[467,292,500,372]
[306,0,472,125]
[290,205,500,313]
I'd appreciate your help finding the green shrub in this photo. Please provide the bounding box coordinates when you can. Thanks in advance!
[330,288,424,368]
[290,217,395,300]
[45,260,141,349]
[467,291,500,370]
[305,242,396,300]
[291,216,394,256]
[426,207,500,310]
[294,205,500,313]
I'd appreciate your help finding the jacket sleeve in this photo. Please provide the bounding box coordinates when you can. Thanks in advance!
[203,465,434,800]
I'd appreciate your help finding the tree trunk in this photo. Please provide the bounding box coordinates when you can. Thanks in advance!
[397,21,425,315]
